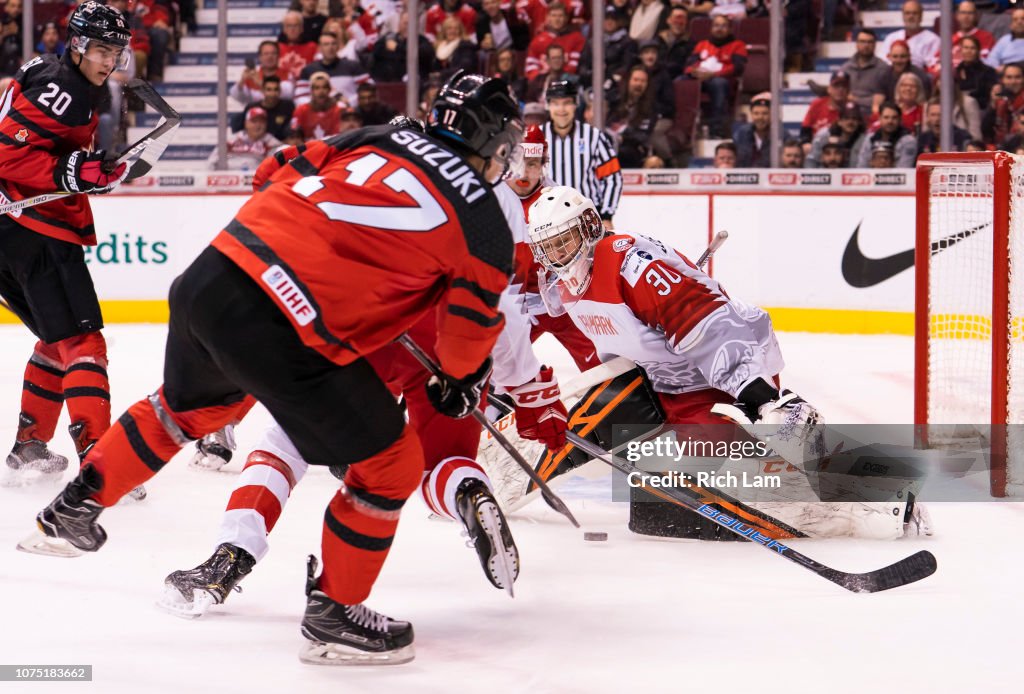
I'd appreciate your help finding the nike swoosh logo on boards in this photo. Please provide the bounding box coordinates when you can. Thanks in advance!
[841,220,989,288]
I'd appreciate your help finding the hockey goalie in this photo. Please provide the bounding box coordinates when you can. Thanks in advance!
[479,185,932,541]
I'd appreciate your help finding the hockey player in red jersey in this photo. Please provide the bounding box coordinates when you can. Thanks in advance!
[0,2,130,487]
[22,72,525,666]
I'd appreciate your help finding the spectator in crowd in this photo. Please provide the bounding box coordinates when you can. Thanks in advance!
[295,0,327,43]
[0,0,21,76]
[289,72,341,140]
[525,3,586,80]
[339,106,363,133]
[512,0,550,35]
[783,0,813,72]
[526,44,572,102]
[355,81,397,125]
[685,14,748,138]
[855,101,917,167]
[295,31,369,106]
[964,139,986,152]
[279,10,319,81]
[957,34,999,110]
[840,29,891,111]
[370,11,435,83]
[918,98,971,154]
[607,65,658,168]
[713,141,737,168]
[946,82,983,141]
[780,139,805,168]
[881,39,932,105]
[733,94,771,167]
[998,111,1024,151]
[416,77,442,121]
[982,62,1024,144]
[562,0,592,31]
[579,6,637,89]
[35,21,65,56]
[135,0,173,82]
[807,101,867,168]
[334,0,378,52]
[235,75,295,141]
[869,140,895,168]
[637,39,678,164]
[523,101,547,127]
[986,8,1024,72]
[949,1,994,67]
[881,1,939,70]
[658,5,695,78]
[477,0,529,52]
[231,40,296,105]
[818,142,848,169]
[800,71,850,150]
[210,107,282,171]
[491,47,528,102]
[425,0,478,43]
[433,15,478,79]
[630,0,666,42]
[892,72,926,133]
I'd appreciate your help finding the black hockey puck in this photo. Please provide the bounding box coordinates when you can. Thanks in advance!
[583,532,608,542]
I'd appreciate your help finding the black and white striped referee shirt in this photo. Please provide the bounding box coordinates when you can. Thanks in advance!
[542,120,623,221]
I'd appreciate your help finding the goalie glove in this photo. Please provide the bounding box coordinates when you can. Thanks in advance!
[54,150,127,194]
[425,358,492,419]
[711,378,826,468]
[508,366,568,451]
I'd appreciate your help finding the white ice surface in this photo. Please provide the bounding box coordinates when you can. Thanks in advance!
[0,326,1021,693]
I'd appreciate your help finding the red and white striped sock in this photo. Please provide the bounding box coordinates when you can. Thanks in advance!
[420,456,492,522]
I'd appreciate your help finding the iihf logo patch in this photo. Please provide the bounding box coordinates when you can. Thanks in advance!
[14,128,28,143]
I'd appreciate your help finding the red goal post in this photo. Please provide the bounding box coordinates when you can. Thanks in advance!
[915,151,1021,497]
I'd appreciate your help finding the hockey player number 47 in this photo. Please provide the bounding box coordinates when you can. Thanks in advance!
[291,153,448,232]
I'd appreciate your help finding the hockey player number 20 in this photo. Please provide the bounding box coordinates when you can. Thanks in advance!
[292,153,448,232]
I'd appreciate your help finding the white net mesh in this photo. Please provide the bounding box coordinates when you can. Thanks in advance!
[924,156,1024,495]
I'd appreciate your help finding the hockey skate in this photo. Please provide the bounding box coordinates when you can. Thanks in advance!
[299,556,414,666]
[1,440,69,487]
[159,543,255,619]
[455,478,520,597]
[188,426,236,472]
[17,465,107,558]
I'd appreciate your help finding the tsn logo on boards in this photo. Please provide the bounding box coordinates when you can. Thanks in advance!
[83,232,168,265]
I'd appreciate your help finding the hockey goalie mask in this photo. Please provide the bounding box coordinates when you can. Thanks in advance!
[528,186,604,297]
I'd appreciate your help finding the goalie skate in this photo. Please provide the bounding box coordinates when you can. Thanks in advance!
[189,426,236,471]
[1,440,69,487]
[455,478,519,596]
[158,543,255,619]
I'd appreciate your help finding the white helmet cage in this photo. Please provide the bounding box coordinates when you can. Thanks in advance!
[528,186,604,296]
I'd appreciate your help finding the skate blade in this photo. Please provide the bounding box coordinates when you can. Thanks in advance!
[156,585,215,619]
[298,640,414,666]
[477,502,519,598]
[188,454,230,473]
[16,527,83,558]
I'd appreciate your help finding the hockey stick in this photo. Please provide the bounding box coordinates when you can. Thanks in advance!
[397,334,581,529]
[696,230,729,269]
[564,432,937,593]
[0,80,181,217]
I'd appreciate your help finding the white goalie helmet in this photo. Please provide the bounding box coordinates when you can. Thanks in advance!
[528,186,604,297]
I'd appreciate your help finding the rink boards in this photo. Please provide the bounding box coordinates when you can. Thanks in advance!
[0,189,919,334]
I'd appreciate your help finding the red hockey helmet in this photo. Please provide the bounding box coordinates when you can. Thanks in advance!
[506,124,548,197]
[519,124,548,163]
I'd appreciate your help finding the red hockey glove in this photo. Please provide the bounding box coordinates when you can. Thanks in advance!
[509,366,568,450]
[54,150,127,194]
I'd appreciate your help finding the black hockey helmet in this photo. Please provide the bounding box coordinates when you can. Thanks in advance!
[429,71,524,177]
[68,1,131,48]
[545,78,579,102]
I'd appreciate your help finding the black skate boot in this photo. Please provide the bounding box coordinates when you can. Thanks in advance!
[159,543,256,619]
[1,414,69,487]
[17,464,107,557]
[455,477,519,597]
[188,426,236,471]
[71,421,146,503]
[299,556,415,666]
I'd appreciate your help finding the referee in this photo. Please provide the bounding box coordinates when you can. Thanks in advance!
[542,80,622,229]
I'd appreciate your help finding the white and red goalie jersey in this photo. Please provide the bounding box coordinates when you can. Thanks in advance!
[559,233,785,397]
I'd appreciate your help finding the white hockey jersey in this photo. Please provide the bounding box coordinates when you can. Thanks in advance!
[561,233,784,396]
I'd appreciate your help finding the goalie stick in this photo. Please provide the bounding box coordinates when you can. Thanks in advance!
[0,79,181,217]
[397,334,581,528]
[563,432,937,593]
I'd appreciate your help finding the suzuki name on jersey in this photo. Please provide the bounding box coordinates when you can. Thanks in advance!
[390,129,486,204]
[262,265,317,326]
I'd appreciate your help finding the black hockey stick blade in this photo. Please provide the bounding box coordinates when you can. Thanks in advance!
[819,550,937,594]
[118,79,182,181]
[126,78,181,121]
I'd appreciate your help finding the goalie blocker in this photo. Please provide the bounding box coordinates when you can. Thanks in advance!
[480,367,930,540]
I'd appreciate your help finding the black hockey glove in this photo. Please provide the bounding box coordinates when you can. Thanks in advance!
[54,150,127,194]
[425,358,492,419]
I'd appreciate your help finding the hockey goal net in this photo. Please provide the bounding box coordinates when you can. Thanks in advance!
[915,151,1024,497]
